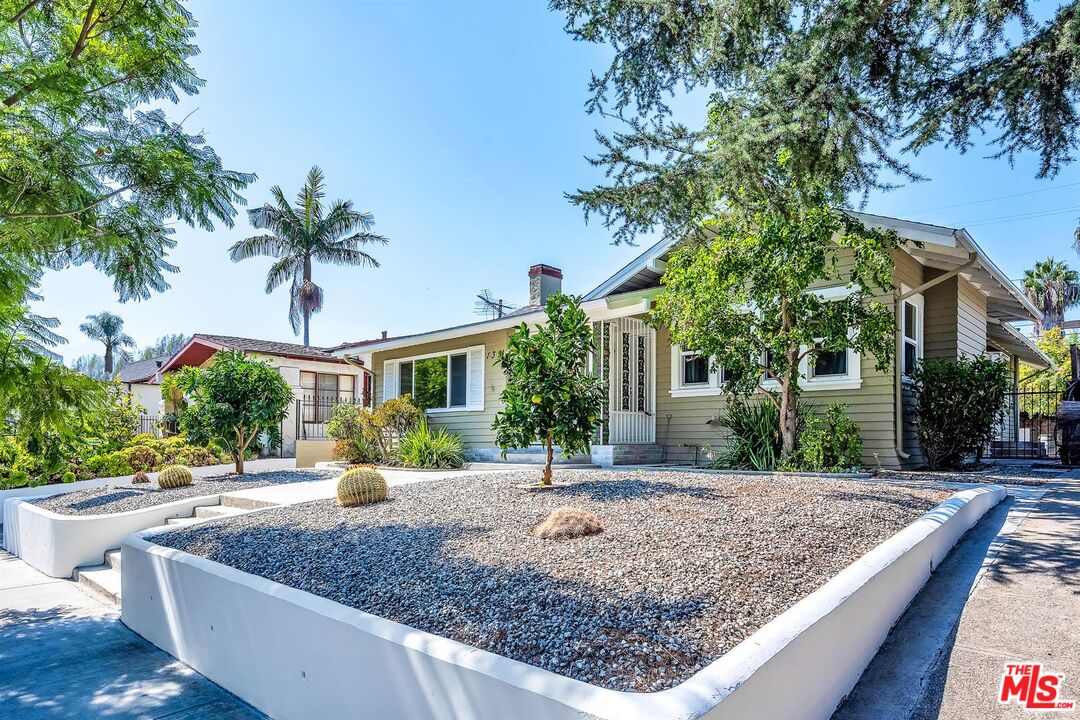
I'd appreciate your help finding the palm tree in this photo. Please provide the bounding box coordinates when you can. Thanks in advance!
[1023,257,1080,335]
[229,166,387,346]
[79,312,136,376]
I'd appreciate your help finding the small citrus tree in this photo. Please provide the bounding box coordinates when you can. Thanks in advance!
[492,293,606,485]
[172,351,293,473]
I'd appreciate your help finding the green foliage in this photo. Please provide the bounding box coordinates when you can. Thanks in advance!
[326,401,422,465]
[141,334,189,359]
[336,467,388,507]
[708,398,801,471]
[651,179,899,456]
[331,436,381,465]
[492,293,606,485]
[172,351,293,473]
[395,422,464,469]
[789,404,863,472]
[229,166,387,345]
[910,357,1012,470]
[61,470,76,484]
[1023,258,1080,334]
[0,0,252,303]
[554,0,1080,244]
[370,396,424,464]
[325,403,367,443]
[157,464,193,489]
[94,381,143,451]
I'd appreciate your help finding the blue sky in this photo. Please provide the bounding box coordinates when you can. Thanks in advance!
[37,0,1077,363]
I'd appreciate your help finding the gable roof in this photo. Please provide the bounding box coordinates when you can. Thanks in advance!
[116,355,169,384]
[157,333,346,375]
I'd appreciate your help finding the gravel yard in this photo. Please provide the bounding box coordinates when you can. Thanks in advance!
[152,469,952,693]
[874,462,1063,487]
[31,469,336,516]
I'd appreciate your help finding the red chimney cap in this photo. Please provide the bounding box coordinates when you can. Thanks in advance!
[528,264,563,279]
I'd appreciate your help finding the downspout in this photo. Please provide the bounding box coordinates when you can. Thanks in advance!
[894,251,979,461]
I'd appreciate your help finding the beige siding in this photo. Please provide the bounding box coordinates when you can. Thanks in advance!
[957,277,988,357]
[922,273,989,361]
[371,329,511,445]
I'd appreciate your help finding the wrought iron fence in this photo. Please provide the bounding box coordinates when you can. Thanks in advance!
[137,415,178,437]
[296,393,360,440]
[990,381,1063,460]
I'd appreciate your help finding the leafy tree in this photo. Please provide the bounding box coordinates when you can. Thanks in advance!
[650,172,900,458]
[1023,258,1080,335]
[171,350,292,473]
[71,353,107,380]
[553,0,1080,241]
[80,311,135,375]
[0,0,253,301]
[228,166,387,346]
[140,333,189,359]
[492,293,606,485]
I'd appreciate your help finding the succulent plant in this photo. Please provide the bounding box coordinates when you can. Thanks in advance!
[131,470,150,484]
[336,467,388,507]
[157,464,193,489]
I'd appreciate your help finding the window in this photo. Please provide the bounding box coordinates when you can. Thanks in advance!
[671,346,727,396]
[300,372,357,424]
[902,296,922,377]
[392,350,475,410]
[812,348,848,377]
[681,352,709,385]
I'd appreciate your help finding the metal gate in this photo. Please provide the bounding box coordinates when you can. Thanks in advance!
[991,381,1063,459]
[605,317,655,444]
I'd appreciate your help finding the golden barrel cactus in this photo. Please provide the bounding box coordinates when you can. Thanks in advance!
[337,467,388,507]
[157,464,193,489]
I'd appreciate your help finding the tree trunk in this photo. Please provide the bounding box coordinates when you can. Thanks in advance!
[235,451,245,475]
[104,344,113,375]
[303,256,312,347]
[779,375,798,458]
[235,427,246,474]
[541,433,554,486]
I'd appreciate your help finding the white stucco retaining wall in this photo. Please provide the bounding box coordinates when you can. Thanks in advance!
[120,484,1005,720]
[3,494,222,578]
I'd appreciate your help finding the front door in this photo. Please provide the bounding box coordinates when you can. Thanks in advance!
[607,317,655,443]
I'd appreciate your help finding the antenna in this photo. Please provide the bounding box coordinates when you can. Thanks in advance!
[475,289,515,319]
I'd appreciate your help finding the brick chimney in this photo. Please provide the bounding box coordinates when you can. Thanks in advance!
[529,264,562,307]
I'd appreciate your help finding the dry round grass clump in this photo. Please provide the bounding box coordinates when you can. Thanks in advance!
[530,507,604,540]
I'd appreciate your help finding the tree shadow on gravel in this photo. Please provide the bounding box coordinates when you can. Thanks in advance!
[552,477,716,502]
[61,489,147,511]
[155,519,713,691]
[821,489,944,514]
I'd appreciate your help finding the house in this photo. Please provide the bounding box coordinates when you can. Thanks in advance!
[116,355,171,434]
[155,334,373,462]
[333,213,1051,469]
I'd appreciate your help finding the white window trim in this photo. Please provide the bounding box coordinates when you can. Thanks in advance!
[900,286,925,381]
[670,345,726,397]
[760,338,863,392]
[383,345,485,413]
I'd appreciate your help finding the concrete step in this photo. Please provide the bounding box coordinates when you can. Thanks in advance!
[104,548,121,571]
[193,504,248,519]
[219,494,279,511]
[73,563,122,606]
[165,515,202,527]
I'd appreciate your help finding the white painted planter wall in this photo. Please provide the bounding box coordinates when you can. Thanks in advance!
[121,485,1005,720]
[3,494,223,578]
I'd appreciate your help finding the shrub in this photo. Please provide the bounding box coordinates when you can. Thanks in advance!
[909,357,1011,470]
[123,445,162,472]
[129,433,159,447]
[157,464,193,489]
[395,423,464,469]
[336,467,388,507]
[132,470,150,484]
[709,398,808,471]
[789,403,863,472]
[61,470,76,484]
[369,396,423,462]
[531,507,604,540]
[331,435,382,465]
[84,451,133,479]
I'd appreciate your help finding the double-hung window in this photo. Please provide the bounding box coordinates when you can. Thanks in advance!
[385,346,484,412]
[300,372,357,424]
[901,293,923,377]
[671,346,726,396]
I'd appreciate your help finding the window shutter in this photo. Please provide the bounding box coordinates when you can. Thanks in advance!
[382,361,398,403]
[466,346,485,410]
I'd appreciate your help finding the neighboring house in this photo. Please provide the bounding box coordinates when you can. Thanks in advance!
[116,355,170,432]
[156,334,373,462]
[334,213,1051,469]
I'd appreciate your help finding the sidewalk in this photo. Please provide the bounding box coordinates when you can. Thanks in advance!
[836,472,1080,719]
[0,549,265,719]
